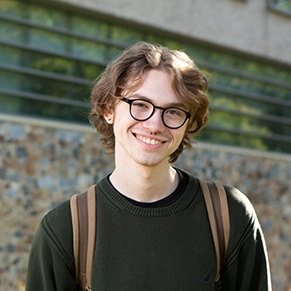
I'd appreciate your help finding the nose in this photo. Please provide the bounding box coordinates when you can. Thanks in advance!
[142,109,165,134]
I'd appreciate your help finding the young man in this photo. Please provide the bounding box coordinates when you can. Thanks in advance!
[26,42,272,290]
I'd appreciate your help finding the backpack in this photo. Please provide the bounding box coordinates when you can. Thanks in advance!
[70,178,230,291]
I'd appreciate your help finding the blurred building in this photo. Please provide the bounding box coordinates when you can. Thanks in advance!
[0,0,291,153]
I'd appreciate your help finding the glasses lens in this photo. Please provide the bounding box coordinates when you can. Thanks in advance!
[163,108,187,128]
[130,100,153,120]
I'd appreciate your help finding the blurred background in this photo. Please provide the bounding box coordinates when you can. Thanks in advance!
[0,0,290,290]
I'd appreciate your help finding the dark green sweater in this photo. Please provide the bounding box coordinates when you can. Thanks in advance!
[26,171,272,290]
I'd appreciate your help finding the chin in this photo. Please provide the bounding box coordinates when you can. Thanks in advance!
[134,155,168,168]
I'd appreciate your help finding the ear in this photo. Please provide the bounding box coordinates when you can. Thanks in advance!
[104,111,114,124]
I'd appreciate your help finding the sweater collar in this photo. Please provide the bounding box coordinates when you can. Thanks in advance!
[97,169,201,217]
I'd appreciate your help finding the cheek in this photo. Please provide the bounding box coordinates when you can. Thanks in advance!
[176,127,187,143]
[173,130,187,151]
[112,108,136,134]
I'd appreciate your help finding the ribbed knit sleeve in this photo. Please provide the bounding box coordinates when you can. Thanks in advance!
[26,201,78,291]
[221,185,272,291]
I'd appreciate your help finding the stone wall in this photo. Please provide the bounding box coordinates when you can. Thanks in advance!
[0,116,290,290]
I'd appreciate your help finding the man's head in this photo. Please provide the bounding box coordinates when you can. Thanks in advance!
[90,42,209,163]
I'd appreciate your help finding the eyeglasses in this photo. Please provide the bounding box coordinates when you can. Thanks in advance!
[120,97,191,129]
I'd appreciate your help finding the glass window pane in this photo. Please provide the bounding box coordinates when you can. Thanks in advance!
[0,45,22,66]
[0,71,23,90]
[273,0,291,11]
[0,0,68,29]
[0,20,27,43]
[110,25,144,44]
[210,71,291,100]
[0,94,89,123]
[71,16,110,39]
[0,0,26,18]
[28,5,68,29]
[71,39,107,62]
[209,110,270,134]
[0,94,23,113]
[28,28,68,53]
[0,45,103,80]
[185,44,291,82]
[0,71,90,101]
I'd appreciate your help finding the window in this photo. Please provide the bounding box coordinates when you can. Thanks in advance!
[268,0,291,16]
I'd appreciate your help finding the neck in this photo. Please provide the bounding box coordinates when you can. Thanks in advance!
[110,162,179,202]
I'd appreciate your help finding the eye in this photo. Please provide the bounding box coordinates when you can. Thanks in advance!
[165,108,184,117]
[132,100,151,110]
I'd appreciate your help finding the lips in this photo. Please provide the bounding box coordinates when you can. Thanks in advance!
[135,134,163,145]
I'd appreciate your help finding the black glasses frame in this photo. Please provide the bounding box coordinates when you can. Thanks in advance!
[121,97,191,129]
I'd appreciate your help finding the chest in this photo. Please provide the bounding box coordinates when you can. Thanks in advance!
[92,208,217,290]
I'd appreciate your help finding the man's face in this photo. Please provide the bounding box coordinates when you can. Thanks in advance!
[106,69,189,168]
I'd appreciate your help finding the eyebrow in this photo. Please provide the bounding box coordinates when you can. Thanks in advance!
[128,94,186,109]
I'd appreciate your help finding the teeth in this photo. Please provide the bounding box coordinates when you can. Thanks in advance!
[136,135,162,145]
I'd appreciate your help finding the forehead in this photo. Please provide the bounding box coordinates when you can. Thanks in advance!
[126,70,182,104]
[124,69,175,95]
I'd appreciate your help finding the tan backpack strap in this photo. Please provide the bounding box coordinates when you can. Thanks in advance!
[71,194,80,280]
[198,179,230,286]
[70,185,96,291]
[85,185,96,289]
[214,182,230,255]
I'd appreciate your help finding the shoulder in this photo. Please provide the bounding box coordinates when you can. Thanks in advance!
[222,184,262,253]
[28,199,75,272]
[223,184,258,225]
[42,199,72,231]
[40,199,73,255]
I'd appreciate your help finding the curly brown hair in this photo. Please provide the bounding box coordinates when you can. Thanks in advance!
[89,42,209,163]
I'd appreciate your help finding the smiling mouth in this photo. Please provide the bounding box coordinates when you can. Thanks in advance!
[135,134,163,145]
